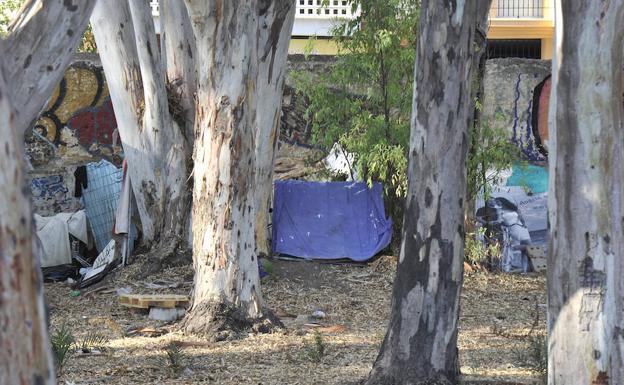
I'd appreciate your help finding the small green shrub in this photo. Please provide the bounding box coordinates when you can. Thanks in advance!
[76,332,109,353]
[261,259,275,276]
[465,227,502,269]
[50,324,74,375]
[302,332,326,363]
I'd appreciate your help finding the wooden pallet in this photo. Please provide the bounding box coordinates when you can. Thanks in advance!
[119,294,190,309]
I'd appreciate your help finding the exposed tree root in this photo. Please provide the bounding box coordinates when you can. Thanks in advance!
[180,301,283,342]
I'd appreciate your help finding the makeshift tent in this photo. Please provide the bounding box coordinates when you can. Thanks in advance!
[35,210,88,268]
[272,180,392,261]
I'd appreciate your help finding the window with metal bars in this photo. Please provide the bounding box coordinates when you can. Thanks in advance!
[487,39,542,59]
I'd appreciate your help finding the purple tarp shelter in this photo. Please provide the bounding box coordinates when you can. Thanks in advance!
[272,180,392,261]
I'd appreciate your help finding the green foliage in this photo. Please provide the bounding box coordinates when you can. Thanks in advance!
[464,227,502,267]
[0,0,21,37]
[301,331,327,363]
[77,24,98,53]
[50,324,75,375]
[467,103,522,201]
[76,332,109,353]
[294,0,420,242]
[261,258,275,276]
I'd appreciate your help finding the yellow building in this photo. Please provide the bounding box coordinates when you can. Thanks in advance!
[487,0,554,59]
[289,0,555,60]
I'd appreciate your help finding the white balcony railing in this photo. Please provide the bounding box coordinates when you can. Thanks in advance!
[152,1,358,19]
[491,0,545,18]
[296,0,358,19]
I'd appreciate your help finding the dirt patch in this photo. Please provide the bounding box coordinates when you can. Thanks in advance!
[46,255,546,385]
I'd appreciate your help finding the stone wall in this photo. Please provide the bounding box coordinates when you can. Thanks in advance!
[482,58,551,162]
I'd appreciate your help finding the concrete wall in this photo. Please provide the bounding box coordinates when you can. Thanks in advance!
[26,55,551,215]
[27,53,121,215]
[483,58,551,162]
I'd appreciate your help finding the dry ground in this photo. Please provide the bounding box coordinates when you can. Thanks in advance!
[46,256,547,385]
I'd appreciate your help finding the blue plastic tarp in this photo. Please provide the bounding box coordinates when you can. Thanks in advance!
[272,180,392,261]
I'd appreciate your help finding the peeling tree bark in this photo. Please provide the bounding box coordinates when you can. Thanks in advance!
[254,1,296,257]
[547,2,624,384]
[181,0,294,336]
[91,0,191,247]
[160,0,197,145]
[0,67,56,385]
[366,1,491,384]
[3,0,96,135]
[0,2,95,383]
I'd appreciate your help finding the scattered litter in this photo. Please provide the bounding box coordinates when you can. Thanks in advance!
[116,287,133,295]
[70,290,81,297]
[79,239,123,289]
[148,307,186,322]
[311,310,326,320]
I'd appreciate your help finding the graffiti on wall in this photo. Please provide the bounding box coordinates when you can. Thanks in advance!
[31,175,69,199]
[30,174,80,215]
[33,62,118,152]
[531,75,550,158]
[511,73,548,162]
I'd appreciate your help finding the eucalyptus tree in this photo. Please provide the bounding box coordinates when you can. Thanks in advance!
[0,1,96,383]
[366,1,491,383]
[547,1,624,384]
[91,0,295,335]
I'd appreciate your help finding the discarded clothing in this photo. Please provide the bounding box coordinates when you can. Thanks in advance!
[272,180,392,261]
[74,165,88,197]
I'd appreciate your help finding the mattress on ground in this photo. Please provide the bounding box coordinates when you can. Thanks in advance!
[272,180,392,261]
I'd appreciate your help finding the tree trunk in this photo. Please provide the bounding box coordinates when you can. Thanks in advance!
[2,0,96,135]
[91,0,191,247]
[547,2,624,384]
[0,2,96,383]
[254,0,296,258]
[160,0,197,145]
[181,0,293,338]
[366,1,491,384]
[0,66,56,385]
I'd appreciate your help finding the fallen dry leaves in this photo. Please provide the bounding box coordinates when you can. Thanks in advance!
[46,255,546,385]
